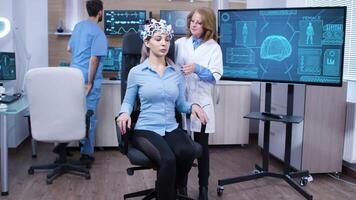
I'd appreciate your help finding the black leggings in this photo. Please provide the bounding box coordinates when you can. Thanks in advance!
[194,132,210,187]
[132,128,196,200]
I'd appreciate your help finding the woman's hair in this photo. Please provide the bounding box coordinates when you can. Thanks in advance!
[140,19,153,63]
[140,43,150,63]
[186,7,218,42]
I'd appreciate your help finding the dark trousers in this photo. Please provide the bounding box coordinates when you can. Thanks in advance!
[194,132,210,187]
[132,128,196,200]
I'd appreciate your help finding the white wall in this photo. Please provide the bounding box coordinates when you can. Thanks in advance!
[12,0,28,93]
[25,0,49,69]
[212,0,229,13]
[247,0,306,8]
[0,0,14,52]
[12,0,48,92]
[347,81,356,103]
[0,0,48,148]
[247,0,286,8]
[286,0,306,7]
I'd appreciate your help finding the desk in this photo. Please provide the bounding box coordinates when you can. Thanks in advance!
[0,97,28,195]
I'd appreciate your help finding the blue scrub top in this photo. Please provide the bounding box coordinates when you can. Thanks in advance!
[68,20,108,88]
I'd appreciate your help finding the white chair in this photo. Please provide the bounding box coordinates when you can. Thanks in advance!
[25,67,91,184]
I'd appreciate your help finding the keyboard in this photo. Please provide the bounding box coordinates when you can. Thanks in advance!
[0,94,21,104]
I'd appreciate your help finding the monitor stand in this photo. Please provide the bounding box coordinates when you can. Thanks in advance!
[217,83,313,200]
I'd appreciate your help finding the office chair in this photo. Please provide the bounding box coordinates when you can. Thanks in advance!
[117,32,203,199]
[115,116,205,200]
[25,67,92,184]
[120,32,143,102]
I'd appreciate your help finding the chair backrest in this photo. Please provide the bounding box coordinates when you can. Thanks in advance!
[120,32,175,101]
[25,67,86,142]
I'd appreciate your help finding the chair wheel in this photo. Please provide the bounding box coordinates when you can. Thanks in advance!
[300,177,308,187]
[217,186,224,196]
[28,168,34,175]
[46,179,53,185]
[85,174,91,180]
[127,168,134,176]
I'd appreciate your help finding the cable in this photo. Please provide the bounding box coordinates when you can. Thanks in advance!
[328,173,356,187]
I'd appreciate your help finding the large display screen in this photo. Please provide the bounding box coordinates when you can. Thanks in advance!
[104,10,146,35]
[160,10,190,35]
[219,7,346,86]
[103,47,122,72]
[0,52,16,80]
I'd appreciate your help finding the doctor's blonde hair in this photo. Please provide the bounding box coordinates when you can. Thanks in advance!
[186,7,218,42]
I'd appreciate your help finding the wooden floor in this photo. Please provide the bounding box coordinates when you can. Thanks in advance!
[2,138,356,200]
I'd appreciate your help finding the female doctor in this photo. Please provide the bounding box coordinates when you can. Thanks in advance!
[175,7,223,200]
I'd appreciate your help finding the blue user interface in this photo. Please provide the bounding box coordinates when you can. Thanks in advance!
[104,10,146,35]
[160,10,190,35]
[103,47,122,72]
[219,7,346,86]
[0,52,16,80]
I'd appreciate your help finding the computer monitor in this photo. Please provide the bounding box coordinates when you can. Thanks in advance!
[218,7,346,86]
[104,10,146,35]
[0,52,16,80]
[160,10,190,35]
[103,47,122,72]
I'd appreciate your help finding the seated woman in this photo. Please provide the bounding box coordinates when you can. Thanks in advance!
[116,19,208,200]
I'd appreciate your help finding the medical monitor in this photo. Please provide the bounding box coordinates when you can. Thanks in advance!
[104,10,146,35]
[0,52,16,80]
[160,10,190,35]
[218,7,346,86]
[103,47,122,72]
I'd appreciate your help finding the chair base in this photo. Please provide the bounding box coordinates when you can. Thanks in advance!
[123,188,195,200]
[28,161,91,184]
[28,143,90,184]
[124,188,155,200]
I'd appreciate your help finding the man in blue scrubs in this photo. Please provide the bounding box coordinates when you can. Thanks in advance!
[68,0,108,163]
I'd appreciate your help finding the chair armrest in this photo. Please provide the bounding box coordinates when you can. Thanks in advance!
[115,116,129,155]
[185,114,207,135]
[200,123,206,134]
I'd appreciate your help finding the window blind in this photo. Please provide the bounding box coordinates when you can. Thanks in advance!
[306,0,356,81]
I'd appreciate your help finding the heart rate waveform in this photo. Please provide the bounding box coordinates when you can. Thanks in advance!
[104,10,146,35]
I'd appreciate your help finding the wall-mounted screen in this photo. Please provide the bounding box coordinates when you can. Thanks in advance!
[0,52,16,80]
[160,10,190,35]
[104,10,146,35]
[219,7,346,86]
[103,47,122,72]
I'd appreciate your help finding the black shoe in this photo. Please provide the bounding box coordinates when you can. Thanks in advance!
[199,186,208,200]
[53,143,73,157]
[80,154,95,164]
[177,186,187,196]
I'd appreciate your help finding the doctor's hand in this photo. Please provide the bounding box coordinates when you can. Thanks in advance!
[116,113,131,135]
[84,83,93,96]
[182,63,196,75]
[191,104,208,125]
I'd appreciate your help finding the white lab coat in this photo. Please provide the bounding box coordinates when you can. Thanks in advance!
[175,36,223,133]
